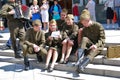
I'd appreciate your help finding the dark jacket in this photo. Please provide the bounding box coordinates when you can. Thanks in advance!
[61,23,79,40]
[24,28,45,49]
[82,21,105,49]
[45,31,62,49]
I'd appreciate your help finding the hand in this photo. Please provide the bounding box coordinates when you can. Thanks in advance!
[33,44,40,52]
[8,9,15,14]
[48,36,53,40]
[90,45,97,50]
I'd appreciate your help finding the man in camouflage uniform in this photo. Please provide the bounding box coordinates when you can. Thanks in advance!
[22,19,47,70]
[76,10,105,73]
[0,0,25,58]
[56,8,68,31]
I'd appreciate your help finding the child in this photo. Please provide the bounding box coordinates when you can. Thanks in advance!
[44,19,62,72]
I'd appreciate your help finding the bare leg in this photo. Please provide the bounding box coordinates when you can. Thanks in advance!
[60,42,67,62]
[51,50,58,68]
[107,19,110,28]
[45,49,53,66]
[65,43,73,61]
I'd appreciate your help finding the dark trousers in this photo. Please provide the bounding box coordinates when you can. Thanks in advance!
[8,21,25,55]
[80,37,102,61]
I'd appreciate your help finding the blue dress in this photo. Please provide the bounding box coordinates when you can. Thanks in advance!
[53,5,60,20]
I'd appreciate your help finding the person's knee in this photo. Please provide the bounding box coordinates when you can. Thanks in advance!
[82,37,89,42]
[68,40,74,46]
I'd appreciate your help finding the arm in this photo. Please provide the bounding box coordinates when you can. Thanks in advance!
[24,29,34,46]
[95,25,105,48]
[39,32,46,49]
[69,25,79,40]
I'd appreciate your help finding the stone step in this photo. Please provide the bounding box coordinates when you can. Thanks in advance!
[0,60,120,80]
[0,56,120,78]
[0,49,120,66]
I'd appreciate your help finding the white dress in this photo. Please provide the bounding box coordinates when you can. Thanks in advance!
[40,3,49,22]
[86,0,96,21]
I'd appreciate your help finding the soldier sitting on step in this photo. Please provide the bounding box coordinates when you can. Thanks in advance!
[22,19,47,71]
[76,9,105,73]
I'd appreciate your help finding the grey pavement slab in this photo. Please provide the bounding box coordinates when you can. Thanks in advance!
[0,62,120,80]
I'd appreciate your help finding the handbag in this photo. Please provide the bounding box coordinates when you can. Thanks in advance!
[113,11,117,23]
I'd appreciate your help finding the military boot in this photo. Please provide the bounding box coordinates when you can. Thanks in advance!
[24,56,30,71]
[76,57,90,73]
[36,53,43,63]
[74,48,85,66]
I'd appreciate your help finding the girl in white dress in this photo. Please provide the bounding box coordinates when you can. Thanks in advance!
[40,0,49,32]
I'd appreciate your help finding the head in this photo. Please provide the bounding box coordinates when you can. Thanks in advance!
[80,14,91,27]
[60,8,68,20]
[8,0,15,2]
[42,0,47,4]
[65,14,74,25]
[32,19,42,32]
[81,9,90,15]
[49,19,57,32]
[74,2,79,6]
[17,0,22,5]
[33,0,38,5]
[54,0,58,5]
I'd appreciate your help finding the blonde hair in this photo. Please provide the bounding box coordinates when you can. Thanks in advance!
[66,14,74,20]
[80,9,90,21]
[81,9,90,15]
[62,8,68,14]
[49,19,57,25]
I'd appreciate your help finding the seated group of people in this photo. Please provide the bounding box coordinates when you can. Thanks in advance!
[22,9,105,74]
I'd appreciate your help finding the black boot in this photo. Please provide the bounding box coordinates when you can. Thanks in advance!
[24,56,30,71]
[15,52,23,58]
[36,54,43,63]
[76,57,90,73]
[74,48,85,66]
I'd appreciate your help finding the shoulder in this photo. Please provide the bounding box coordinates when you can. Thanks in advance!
[92,21,104,29]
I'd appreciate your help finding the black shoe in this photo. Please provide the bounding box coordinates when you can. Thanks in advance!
[48,67,54,72]
[24,66,30,71]
[63,60,68,64]
[24,61,30,71]
[41,65,48,72]
[36,54,43,63]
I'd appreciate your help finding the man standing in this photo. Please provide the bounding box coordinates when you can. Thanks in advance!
[86,0,96,21]
[114,0,120,29]
[22,19,47,70]
[0,0,25,58]
[76,10,105,73]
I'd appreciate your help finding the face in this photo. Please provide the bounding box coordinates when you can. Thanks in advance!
[81,19,90,27]
[49,23,57,32]
[33,25,41,32]
[54,1,57,5]
[66,18,73,25]
[33,1,38,5]
[60,12,67,20]
[42,0,46,4]
[9,0,15,2]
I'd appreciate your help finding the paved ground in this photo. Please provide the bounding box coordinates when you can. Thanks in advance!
[0,23,120,80]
